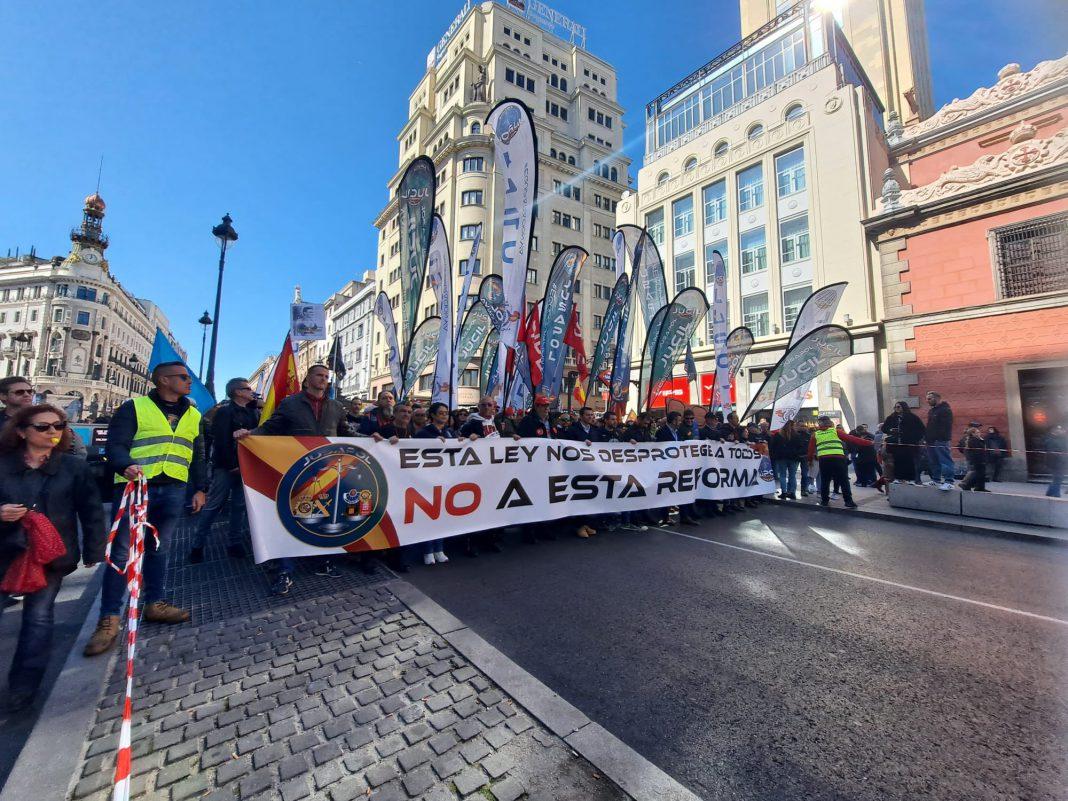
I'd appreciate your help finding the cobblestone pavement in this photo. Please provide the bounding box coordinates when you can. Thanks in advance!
[68,522,627,801]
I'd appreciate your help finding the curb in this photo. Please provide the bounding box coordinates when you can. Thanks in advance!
[385,579,704,801]
[0,568,118,801]
[766,497,1068,545]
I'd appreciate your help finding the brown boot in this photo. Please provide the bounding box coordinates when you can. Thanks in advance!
[142,601,190,624]
[83,616,121,656]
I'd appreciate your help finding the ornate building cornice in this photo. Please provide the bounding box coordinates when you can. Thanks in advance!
[892,55,1068,144]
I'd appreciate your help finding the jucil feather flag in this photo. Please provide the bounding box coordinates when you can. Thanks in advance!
[402,317,441,401]
[587,273,628,402]
[769,282,848,429]
[427,215,454,407]
[456,302,492,376]
[486,100,538,391]
[647,288,709,410]
[538,246,585,400]
[258,334,301,424]
[711,326,754,411]
[707,249,731,413]
[398,156,436,375]
[455,224,482,349]
[374,291,404,398]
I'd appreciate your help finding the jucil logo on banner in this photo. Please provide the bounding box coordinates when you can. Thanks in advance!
[276,444,389,548]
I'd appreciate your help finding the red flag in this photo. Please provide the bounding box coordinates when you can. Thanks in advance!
[259,334,301,424]
[564,306,589,405]
[524,301,543,389]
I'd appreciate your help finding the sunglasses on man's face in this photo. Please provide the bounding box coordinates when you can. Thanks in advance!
[8,388,33,396]
[26,421,67,432]
[163,373,192,382]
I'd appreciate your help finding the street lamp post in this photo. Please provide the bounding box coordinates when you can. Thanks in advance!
[198,310,213,379]
[205,213,238,396]
[129,354,140,396]
[12,332,32,376]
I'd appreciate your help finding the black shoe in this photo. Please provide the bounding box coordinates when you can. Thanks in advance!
[271,573,293,596]
[787,493,797,500]
[800,490,811,497]
[5,689,35,713]
[226,544,246,559]
[844,502,858,509]
[188,547,204,564]
[316,562,342,578]
[1,596,17,609]
[820,501,830,507]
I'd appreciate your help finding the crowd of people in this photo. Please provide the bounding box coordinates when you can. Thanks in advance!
[0,363,1064,713]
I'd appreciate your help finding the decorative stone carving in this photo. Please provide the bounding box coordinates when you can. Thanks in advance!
[891,128,1068,208]
[881,169,902,211]
[886,111,904,146]
[905,54,1068,138]
[471,65,487,103]
[1008,121,1037,143]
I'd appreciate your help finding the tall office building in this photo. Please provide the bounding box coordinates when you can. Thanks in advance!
[617,0,891,426]
[740,0,934,124]
[370,0,630,407]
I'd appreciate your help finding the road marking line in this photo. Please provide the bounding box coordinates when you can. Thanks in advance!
[652,527,1068,628]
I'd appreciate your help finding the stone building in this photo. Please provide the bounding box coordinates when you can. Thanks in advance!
[865,55,1068,479]
[0,193,186,419]
[324,271,376,402]
[370,0,629,406]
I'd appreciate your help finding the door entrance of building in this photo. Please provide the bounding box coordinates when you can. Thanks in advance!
[1018,365,1068,478]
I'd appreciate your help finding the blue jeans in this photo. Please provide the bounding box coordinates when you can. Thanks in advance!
[423,539,444,556]
[926,441,955,482]
[800,459,811,491]
[192,468,247,548]
[774,459,799,495]
[1048,466,1064,498]
[8,570,63,695]
[100,483,186,617]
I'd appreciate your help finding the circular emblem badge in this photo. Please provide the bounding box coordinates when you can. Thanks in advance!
[758,455,775,483]
[276,443,388,548]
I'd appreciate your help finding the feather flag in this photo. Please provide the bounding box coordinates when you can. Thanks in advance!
[564,306,589,405]
[258,334,300,424]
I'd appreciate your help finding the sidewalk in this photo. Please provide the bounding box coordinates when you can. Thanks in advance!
[58,521,630,801]
[771,480,1068,542]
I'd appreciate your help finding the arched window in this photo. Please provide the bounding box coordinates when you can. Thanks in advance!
[610,167,618,182]
[601,164,610,179]
[784,103,804,121]
[560,78,568,92]
[684,157,698,172]
[550,148,557,158]
[568,156,576,166]
[747,124,764,140]
[558,152,566,162]
[714,141,729,157]
[470,121,481,134]
[657,172,670,186]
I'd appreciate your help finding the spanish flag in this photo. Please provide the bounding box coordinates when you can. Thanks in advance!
[259,334,301,424]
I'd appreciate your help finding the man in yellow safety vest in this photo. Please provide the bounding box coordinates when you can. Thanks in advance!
[806,415,874,509]
[84,361,208,656]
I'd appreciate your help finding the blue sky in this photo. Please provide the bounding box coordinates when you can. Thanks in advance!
[1,1,1064,386]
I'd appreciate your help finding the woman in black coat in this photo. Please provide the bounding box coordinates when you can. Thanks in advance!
[882,401,925,483]
[0,404,105,711]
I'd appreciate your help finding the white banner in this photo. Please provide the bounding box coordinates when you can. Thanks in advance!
[373,291,404,396]
[708,250,731,413]
[239,436,775,563]
[770,282,847,429]
[290,303,326,342]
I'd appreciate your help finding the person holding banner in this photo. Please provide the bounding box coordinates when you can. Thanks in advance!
[85,362,208,657]
[806,416,874,509]
[414,403,459,564]
[357,391,395,436]
[0,404,105,710]
[655,412,700,526]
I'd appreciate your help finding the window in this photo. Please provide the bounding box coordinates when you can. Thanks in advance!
[646,208,665,246]
[461,190,483,206]
[459,258,482,276]
[747,123,764,140]
[672,195,694,238]
[560,78,568,92]
[53,308,63,323]
[783,286,812,331]
[470,122,481,134]
[703,180,727,225]
[552,241,565,255]
[714,140,730,157]
[657,172,669,186]
[55,284,69,297]
[743,293,770,337]
[13,311,19,323]
[417,374,433,392]
[460,225,481,240]
[462,156,485,172]
[779,215,810,263]
[684,157,698,172]
[674,251,696,293]
[77,311,91,326]
[593,315,603,330]
[0,313,5,323]
[594,283,611,299]
[526,268,538,284]
[460,368,478,387]
[737,164,764,211]
[740,228,767,274]
[784,103,804,121]
[29,310,37,322]
[993,212,1068,298]
[776,147,806,197]
[704,241,729,283]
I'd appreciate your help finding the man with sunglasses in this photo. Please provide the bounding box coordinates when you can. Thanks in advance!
[84,361,208,657]
[0,376,36,430]
[189,377,258,564]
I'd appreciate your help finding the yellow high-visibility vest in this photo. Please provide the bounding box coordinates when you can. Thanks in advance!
[814,427,846,458]
[116,396,201,483]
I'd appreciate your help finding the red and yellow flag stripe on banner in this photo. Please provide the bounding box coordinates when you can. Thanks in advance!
[238,436,400,552]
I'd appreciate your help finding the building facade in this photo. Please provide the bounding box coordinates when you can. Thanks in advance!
[0,193,186,419]
[865,55,1068,479]
[370,0,629,407]
[324,271,376,402]
[740,0,934,125]
[618,1,891,426]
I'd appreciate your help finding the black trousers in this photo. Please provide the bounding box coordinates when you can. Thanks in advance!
[819,458,853,504]
[961,464,986,491]
[890,446,915,482]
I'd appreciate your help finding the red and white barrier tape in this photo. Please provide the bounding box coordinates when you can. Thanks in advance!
[103,478,158,801]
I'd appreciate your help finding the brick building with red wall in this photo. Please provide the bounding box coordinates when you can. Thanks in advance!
[865,55,1068,479]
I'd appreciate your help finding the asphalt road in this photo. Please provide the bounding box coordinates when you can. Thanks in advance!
[406,505,1068,801]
